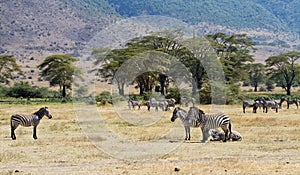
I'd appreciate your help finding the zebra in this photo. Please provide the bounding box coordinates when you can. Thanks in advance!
[128,98,141,110]
[10,107,53,140]
[146,98,168,111]
[171,107,192,140]
[166,98,176,108]
[284,98,299,109]
[180,96,195,107]
[209,129,242,142]
[274,98,286,109]
[260,97,278,113]
[188,107,231,142]
[171,107,232,142]
[242,101,259,113]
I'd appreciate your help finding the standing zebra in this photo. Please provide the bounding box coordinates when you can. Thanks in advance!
[180,97,195,107]
[242,101,259,113]
[171,107,232,142]
[10,107,53,140]
[285,98,299,109]
[260,97,278,113]
[128,98,141,110]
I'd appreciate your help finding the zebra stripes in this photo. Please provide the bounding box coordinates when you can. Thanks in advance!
[189,107,232,142]
[171,107,232,143]
[10,107,52,140]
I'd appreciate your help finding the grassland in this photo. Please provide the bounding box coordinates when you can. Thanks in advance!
[0,102,299,174]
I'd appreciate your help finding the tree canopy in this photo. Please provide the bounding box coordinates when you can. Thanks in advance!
[265,51,300,95]
[38,54,78,99]
[0,55,22,85]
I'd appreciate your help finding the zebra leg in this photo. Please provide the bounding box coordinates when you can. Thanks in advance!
[187,127,191,140]
[33,126,38,139]
[10,121,19,140]
[201,128,209,143]
[11,124,17,140]
[184,126,189,140]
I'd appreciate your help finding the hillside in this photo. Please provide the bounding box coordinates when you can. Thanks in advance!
[1,0,300,86]
[108,0,287,31]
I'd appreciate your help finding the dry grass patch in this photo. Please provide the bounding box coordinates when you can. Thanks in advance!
[0,103,299,174]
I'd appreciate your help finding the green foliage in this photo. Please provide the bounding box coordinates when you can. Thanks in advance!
[38,54,80,98]
[0,55,22,84]
[107,0,286,31]
[165,87,180,104]
[206,33,255,82]
[96,91,112,105]
[265,51,300,95]
[4,82,53,98]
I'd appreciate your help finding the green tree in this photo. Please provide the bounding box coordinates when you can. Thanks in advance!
[265,51,300,95]
[0,55,22,84]
[38,54,78,99]
[246,63,266,92]
[93,32,201,96]
[206,33,255,82]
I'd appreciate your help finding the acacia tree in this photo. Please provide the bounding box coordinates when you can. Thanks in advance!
[246,63,266,92]
[0,55,22,84]
[265,51,300,95]
[38,54,78,99]
[206,33,255,82]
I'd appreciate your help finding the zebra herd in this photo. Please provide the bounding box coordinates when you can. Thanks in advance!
[127,96,195,111]
[243,97,299,113]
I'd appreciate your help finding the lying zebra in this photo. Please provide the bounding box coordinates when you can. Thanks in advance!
[209,129,242,142]
[171,107,232,143]
[10,107,53,140]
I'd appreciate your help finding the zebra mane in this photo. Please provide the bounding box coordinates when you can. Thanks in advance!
[34,107,47,117]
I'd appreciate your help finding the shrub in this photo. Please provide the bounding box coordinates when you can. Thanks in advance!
[96,91,112,105]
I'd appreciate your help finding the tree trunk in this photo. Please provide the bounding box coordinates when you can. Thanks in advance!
[62,85,66,98]
[159,74,167,95]
[254,83,258,92]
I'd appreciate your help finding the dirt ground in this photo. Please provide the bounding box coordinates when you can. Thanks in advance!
[0,103,299,174]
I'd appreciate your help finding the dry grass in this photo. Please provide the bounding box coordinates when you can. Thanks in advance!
[0,103,299,174]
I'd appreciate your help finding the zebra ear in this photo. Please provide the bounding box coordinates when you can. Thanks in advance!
[199,109,205,114]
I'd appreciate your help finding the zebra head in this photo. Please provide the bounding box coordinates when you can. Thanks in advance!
[42,107,52,119]
[171,107,186,122]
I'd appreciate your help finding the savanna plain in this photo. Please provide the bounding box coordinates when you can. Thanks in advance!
[0,102,299,175]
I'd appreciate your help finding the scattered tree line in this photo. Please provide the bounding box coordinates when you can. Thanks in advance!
[1,31,300,104]
[92,31,300,104]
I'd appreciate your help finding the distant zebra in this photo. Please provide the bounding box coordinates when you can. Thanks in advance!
[128,98,141,110]
[146,98,168,111]
[166,98,176,108]
[242,101,259,113]
[180,97,195,107]
[260,97,278,113]
[171,107,232,142]
[10,107,53,140]
[274,98,286,109]
[285,98,299,109]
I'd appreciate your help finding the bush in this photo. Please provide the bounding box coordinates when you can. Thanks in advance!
[96,91,112,105]
[165,87,180,104]
[6,82,53,98]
